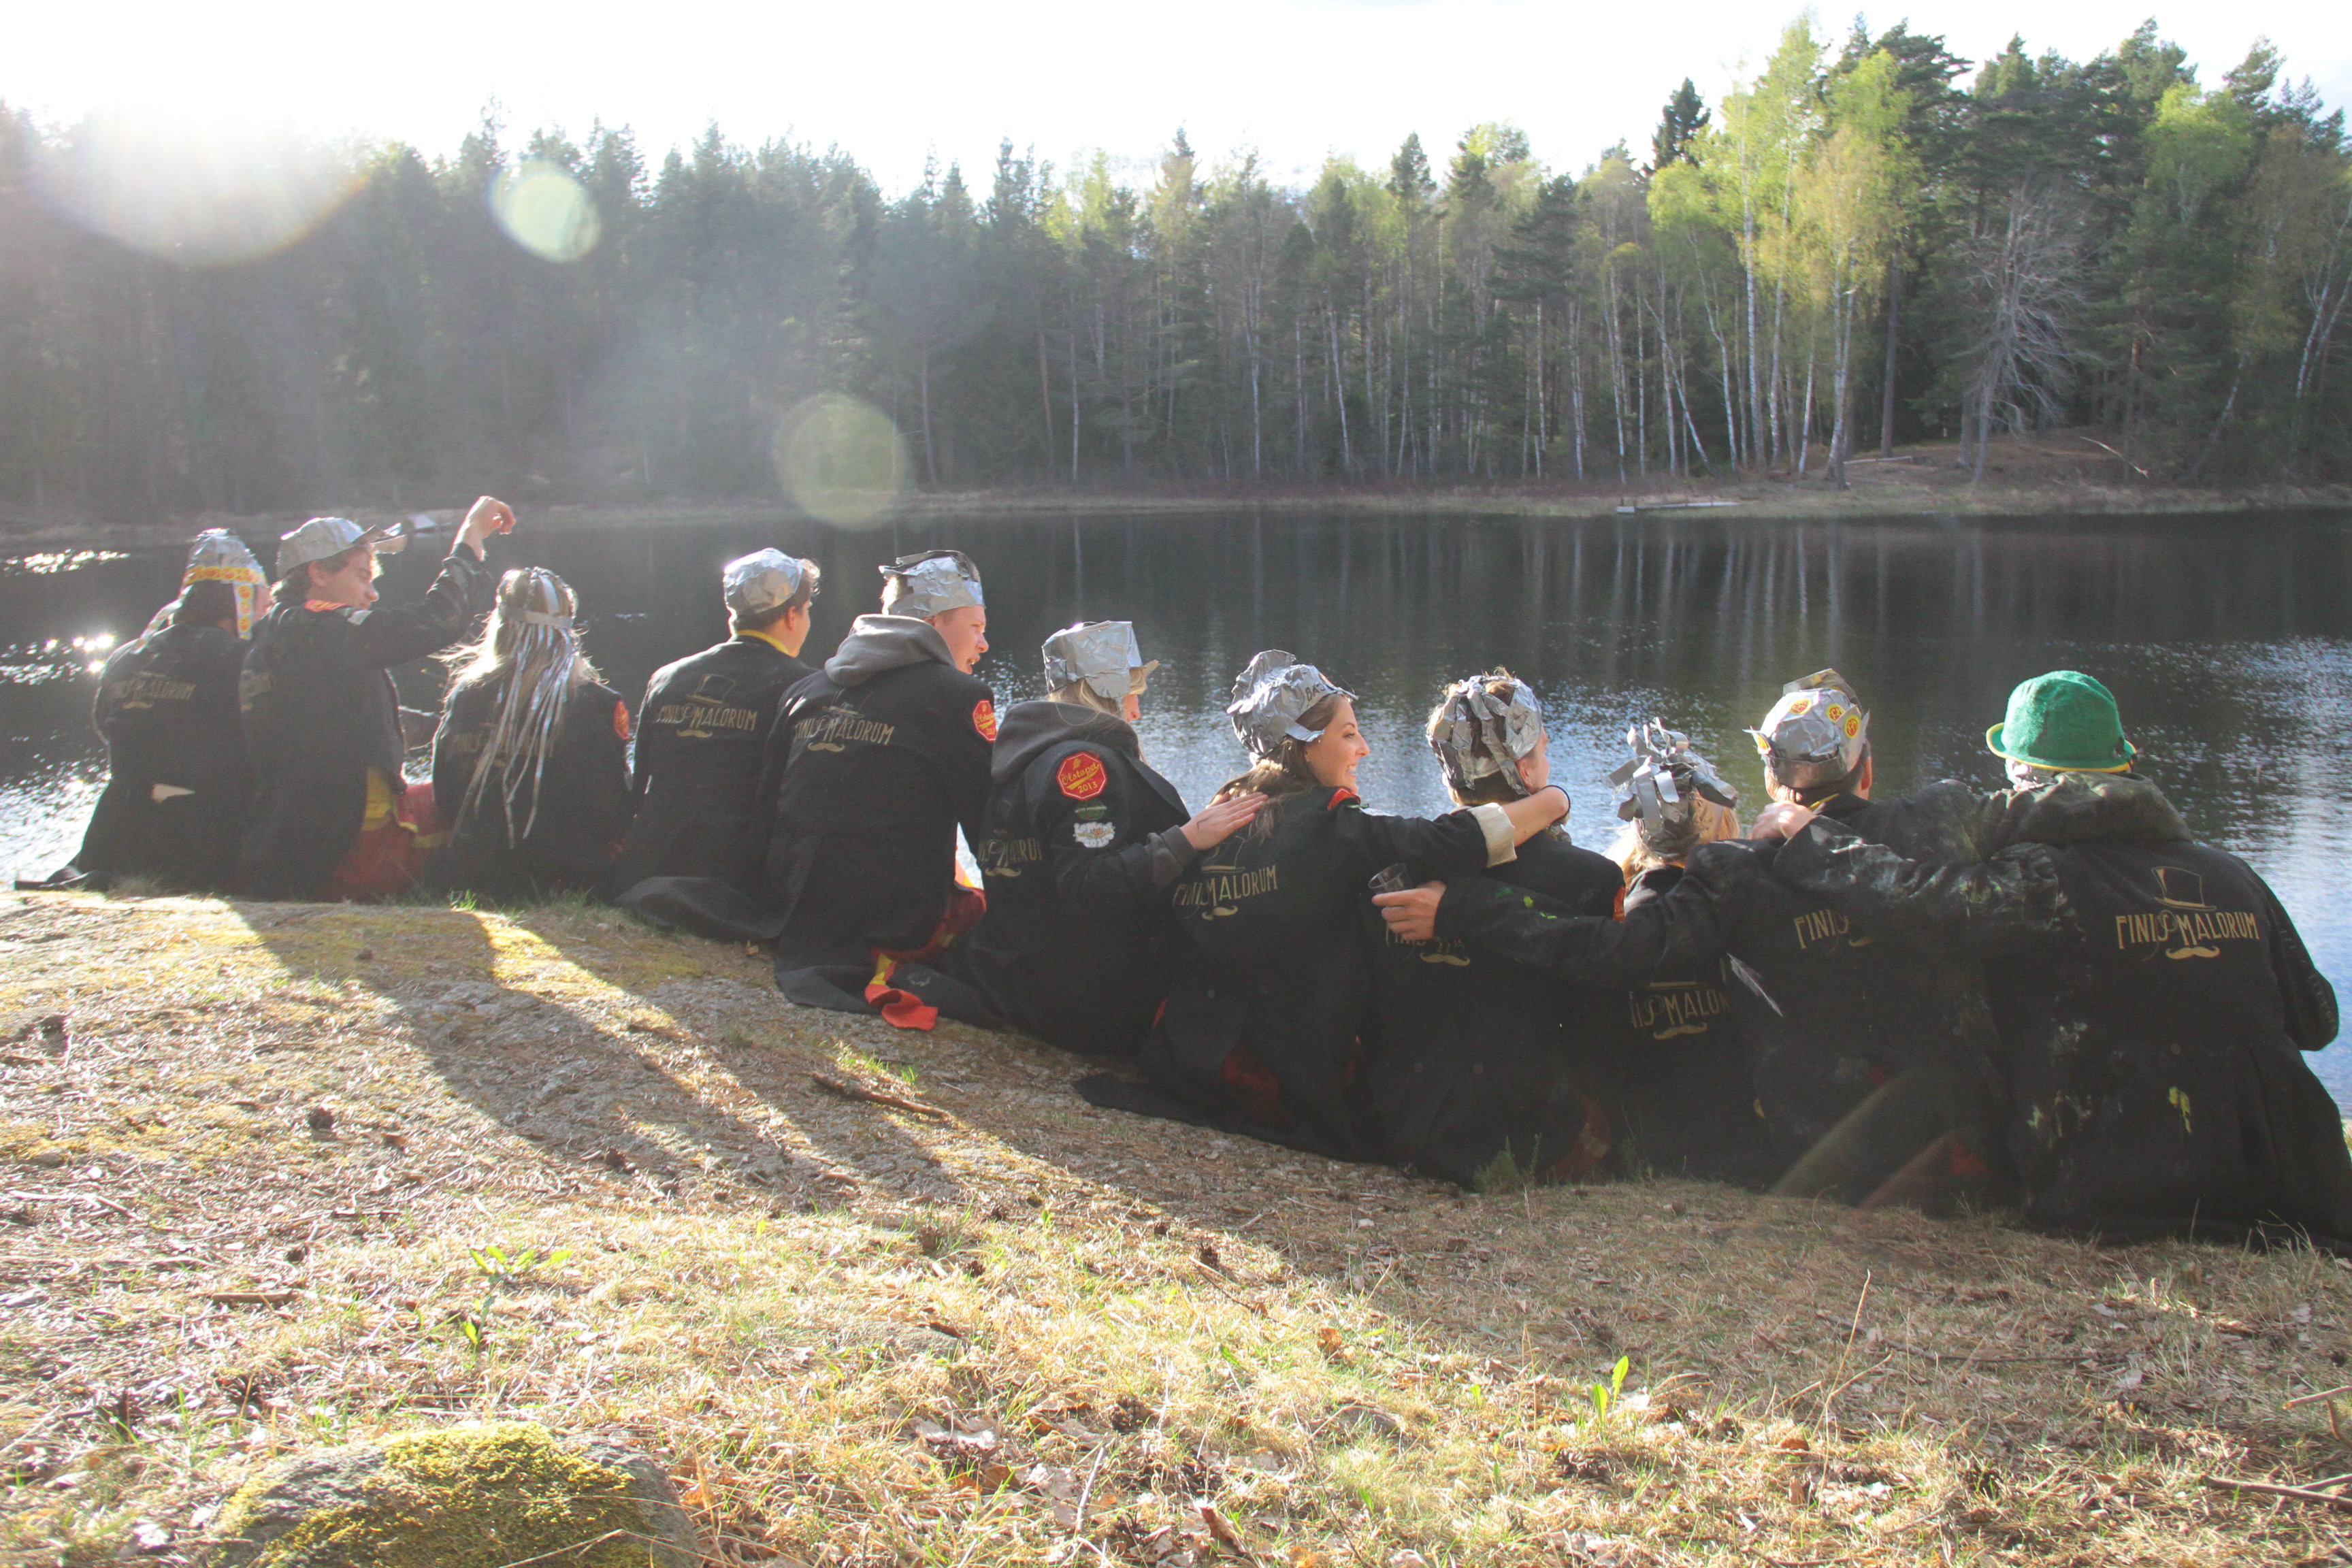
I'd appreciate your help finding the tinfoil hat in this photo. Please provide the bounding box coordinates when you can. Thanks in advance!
[1227,650,1354,760]
[1429,670,1545,798]
[1041,621,1158,702]
[878,549,983,619]
[1749,669,1869,790]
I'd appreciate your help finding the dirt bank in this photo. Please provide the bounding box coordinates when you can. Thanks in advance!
[3,887,2351,1565]
[3,434,2345,557]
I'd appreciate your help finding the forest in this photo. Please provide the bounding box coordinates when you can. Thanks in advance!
[1,15,2348,517]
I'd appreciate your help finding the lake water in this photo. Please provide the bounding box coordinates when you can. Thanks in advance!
[5,509,2351,1100]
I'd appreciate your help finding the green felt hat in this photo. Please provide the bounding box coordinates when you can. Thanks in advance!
[1985,670,2136,773]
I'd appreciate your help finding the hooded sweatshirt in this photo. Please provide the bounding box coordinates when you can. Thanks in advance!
[75,620,250,889]
[757,615,996,958]
[941,700,1195,1056]
[1773,773,2352,1250]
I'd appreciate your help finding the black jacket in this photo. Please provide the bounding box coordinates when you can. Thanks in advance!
[1775,774,2352,1247]
[943,702,1194,1056]
[759,615,994,957]
[76,622,249,889]
[1614,866,1782,1188]
[237,546,494,899]
[1364,830,1629,1187]
[1138,787,1514,1160]
[608,634,811,895]
[425,676,634,902]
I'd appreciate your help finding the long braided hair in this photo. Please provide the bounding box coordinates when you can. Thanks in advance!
[444,568,598,842]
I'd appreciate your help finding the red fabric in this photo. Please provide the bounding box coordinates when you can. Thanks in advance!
[862,883,990,1031]
[1325,787,1358,810]
[1056,752,1108,800]
[321,781,442,902]
[1219,1045,1286,1126]
[1543,1096,1616,1181]
[864,956,939,1030]
[1948,1138,1994,1179]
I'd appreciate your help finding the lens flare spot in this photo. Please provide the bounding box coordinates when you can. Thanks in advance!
[490,161,600,263]
[772,396,909,529]
[35,114,359,265]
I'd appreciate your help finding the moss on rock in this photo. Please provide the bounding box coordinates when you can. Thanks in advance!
[208,1421,696,1567]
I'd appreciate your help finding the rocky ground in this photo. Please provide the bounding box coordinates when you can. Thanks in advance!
[4,887,2352,1565]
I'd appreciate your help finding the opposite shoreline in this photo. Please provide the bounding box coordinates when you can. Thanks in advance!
[3,434,2347,555]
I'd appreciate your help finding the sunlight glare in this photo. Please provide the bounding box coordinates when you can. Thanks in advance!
[33,112,360,265]
[489,160,600,263]
[772,395,909,529]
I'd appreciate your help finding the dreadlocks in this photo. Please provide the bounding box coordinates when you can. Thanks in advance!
[444,568,598,842]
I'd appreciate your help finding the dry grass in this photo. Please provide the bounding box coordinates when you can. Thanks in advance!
[4,887,2352,1566]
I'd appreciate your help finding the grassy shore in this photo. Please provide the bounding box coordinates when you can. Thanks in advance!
[3,436,2346,556]
[5,888,2352,1565]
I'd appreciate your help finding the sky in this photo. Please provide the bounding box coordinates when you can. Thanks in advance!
[6,0,2347,195]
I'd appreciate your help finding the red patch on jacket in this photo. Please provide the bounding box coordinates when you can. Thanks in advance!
[1326,787,1359,810]
[1056,751,1108,800]
[612,700,632,742]
[972,698,998,742]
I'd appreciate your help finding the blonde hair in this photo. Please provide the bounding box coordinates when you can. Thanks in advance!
[443,568,600,840]
[1610,797,1740,878]
[1050,681,1122,718]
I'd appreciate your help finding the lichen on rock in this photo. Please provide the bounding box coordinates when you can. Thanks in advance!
[206,1420,698,1567]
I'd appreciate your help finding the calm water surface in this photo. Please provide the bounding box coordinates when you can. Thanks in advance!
[5,510,2349,1098]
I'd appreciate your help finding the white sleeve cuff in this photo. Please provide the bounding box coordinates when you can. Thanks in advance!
[1469,803,1517,867]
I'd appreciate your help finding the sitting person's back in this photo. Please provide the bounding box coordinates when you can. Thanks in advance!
[76,566,253,890]
[425,568,632,902]
[1131,653,1565,1161]
[762,550,995,963]
[948,621,1258,1056]
[1771,670,2352,1249]
[608,549,818,897]
[1365,672,1629,1187]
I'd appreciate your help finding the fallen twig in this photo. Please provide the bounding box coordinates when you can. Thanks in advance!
[808,1072,949,1122]
[2200,1474,2352,1513]
[204,1290,297,1307]
[2287,1386,2352,1409]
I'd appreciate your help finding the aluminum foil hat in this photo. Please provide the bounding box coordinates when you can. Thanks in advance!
[1430,671,1545,798]
[723,549,817,619]
[878,549,983,619]
[183,529,267,639]
[1612,719,1737,849]
[1749,669,1869,789]
[1041,621,1159,702]
[276,516,406,578]
[1226,650,1354,760]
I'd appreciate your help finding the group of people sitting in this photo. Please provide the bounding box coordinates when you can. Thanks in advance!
[63,507,2352,1253]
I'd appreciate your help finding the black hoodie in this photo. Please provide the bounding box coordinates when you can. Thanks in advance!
[1774,774,2352,1250]
[757,615,995,958]
[942,700,1194,1056]
[76,621,250,889]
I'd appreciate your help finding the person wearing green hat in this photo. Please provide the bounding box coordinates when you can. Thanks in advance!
[1765,670,2352,1251]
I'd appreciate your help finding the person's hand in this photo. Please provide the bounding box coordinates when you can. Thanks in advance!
[457,495,517,558]
[1181,791,1266,852]
[1373,880,1446,943]
[1750,802,1816,840]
